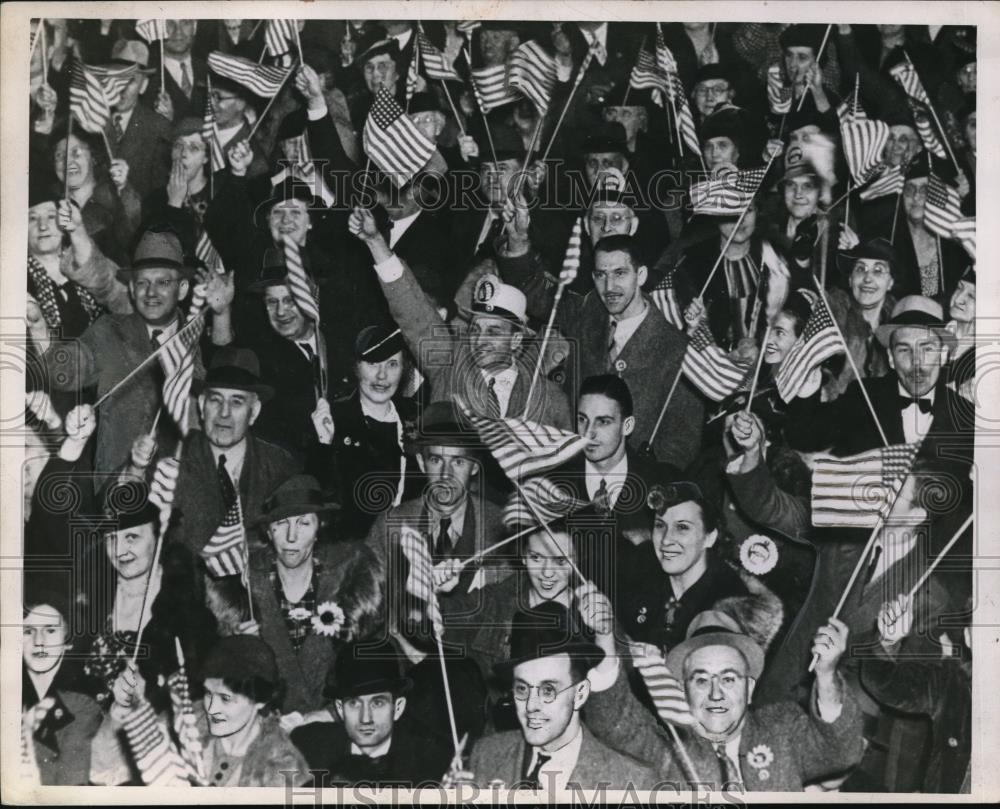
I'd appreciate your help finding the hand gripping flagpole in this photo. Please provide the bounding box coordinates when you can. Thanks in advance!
[462,48,498,166]
[906,513,974,601]
[246,58,299,142]
[778,24,833,138]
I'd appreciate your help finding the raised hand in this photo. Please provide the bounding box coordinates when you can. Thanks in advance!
[348,206,380,242]
[811,616,848,676]
[202,269,235,315]
[683,298,706,335]
[877,594,913,650]
[295,63,325,106]
[109,158,131,191]
[458,134,480,163]
[727,410,764,453]
[57,198,83,234]
[838,222,860,251]
[130,434,157,471]
[575,581,614,638]
[311,397,335,444]
[64,404,96,441]
[228,140,254,177]
[154,90,174,121]
[433,558,463,593]
[166,157,187,207]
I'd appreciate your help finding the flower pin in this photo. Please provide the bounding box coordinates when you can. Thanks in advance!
[312,601,346,637]
[746,744,774,781]
[614,359,627,373]
[740,535,778,576]
[288,606,312,622]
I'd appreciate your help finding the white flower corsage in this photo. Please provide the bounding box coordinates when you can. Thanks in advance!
[312,601,346,637]
[746,744,774,781]
[740,534,778,576]
[288,606,312,622]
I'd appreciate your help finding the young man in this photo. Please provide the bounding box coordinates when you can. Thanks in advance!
[143,19,207,122]
[453,601,657,791]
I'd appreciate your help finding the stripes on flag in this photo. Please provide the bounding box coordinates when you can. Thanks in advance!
[889,59,930,106]
[282,235,320,324]
[121,700,201,786]
[134,19,168,43]
[158,314,206,436]
[502,476,588,530]
[166,668,207,783]
[767,64,791,115]
[840,119,889,186]
[456,21,481,36]
[363,87,436,187]
[149,456,181,536]
[406,35,420,104]
[637,662,696,727]
[650,271,686,332]
[507,40,558,115]
[195,230,224,273]
[207,51,292,97]
[417,30,460,81]
[461,403,589,480]
[923,173,962,240]
[836,97,868,127]
[908,100,948,160]
[681,322,751,401]
[560,217,582,285]
[674,90,701,155]
[630,48,666,100]
[200,494,247,578]
[202,97,226,173]
[265,20,296,61]
[775,290,844,402]
[470,63,518,112]
[950,218,976,261]
[655,23,678,78]
[400,526,444,640]
[811,443,920,528]
[69,62,124,133]
[858,165,904,201]
[689,168,768,216]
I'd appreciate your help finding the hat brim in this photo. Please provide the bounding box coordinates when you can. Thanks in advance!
[117,261,196,285]
[665,630,764,682]
[456,304,534,335]
[874,321,956,350]
[327,675,413,701]
[493,640,606,681]
[192,378,275,403]
[107,58,156,75]
[251,501,340,526]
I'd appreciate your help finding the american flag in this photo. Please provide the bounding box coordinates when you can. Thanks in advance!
[637,662,696,727]
[200,493,247,578]
[363,87,436,187]
[166,651,207,784]
[456,21,481,36]
[134,19,168,43]
[811,443,920,528]
[462,403,589,480]
[836,97,868,127]
[689,168,768,216]
[841,119,890,186]
[775,290,844,402]
[629,48,666,108]
[923,173,962,240]
[69,62,130,133]
[560,217,583,285]
[908,99,948,160]
[201,96,226,173]
[405,37,420,104]
[149,456,181,536]
[195,229,224,273]
[282,236,320,324]
[502,476,588,530]
[265,20,297,64]
[767,64,791,115]
[121,700,203,786]
[681,322,751,402]
[889,59,931,106]
[400,526,444,640]
[675,90,701,155]
[507,40,558,115]
[417,30,460,81]
[157,313,206,436]
[950,218,976,261]
[650,271,686,332]
[858,165,904,201]
[470,63,517,112]
[655,23,678,78]
[207,51,292,97]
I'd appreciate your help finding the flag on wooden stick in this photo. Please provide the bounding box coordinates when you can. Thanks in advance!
[417,30,461,81]
[400,526,444,640]
[507,40,557,115]
[199,493,247,578]
[134,19,168,43]
[207,51,292,97]
[470,63,518,112]
[282,235,320,324]
[681,322,751,402]
[363,87,436,187]
[775,290,844,402]
[157,312,206,435]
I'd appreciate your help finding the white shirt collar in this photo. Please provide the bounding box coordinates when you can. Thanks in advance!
[531,725,584,793]
[210,438,248,486]
[393,29,414,51]
[388,209,422,248]
[147,317,180,342]
[482,364,518,417]
[896,382,935,443]
[896,382,936,404]
[294,330,318,356]
[608,301,649,352]
[350,735,393,758]
[578,22,608,49]
[361,396,400,424]
[584,454,629,503]
[114,107,135,131]
[428,497,468,539]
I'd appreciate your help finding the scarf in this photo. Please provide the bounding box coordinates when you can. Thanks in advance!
[27,252,101,331]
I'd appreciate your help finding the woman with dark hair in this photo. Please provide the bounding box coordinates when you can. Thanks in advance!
[328,325,422,539]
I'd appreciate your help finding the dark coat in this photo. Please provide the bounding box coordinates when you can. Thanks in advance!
[22,674,102,786]
[107,101,171,200]
[823,287,894,400]
[385,209,461,301]
[142,53,209,123]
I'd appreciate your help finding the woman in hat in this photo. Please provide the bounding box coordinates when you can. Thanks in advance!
[21,580,102,786]
[945,266,975,402]
[822,238,898,400]
[329,325,422,539]
[233,475,385,715]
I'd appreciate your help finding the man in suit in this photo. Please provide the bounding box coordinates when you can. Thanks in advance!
[143,19,208,123]
[450,601,658,792]
[38,228,223,479]
[499,229,704,469]
[103,40,171,199]
[349,205,572,429]
[169,347,300,557]
[291,640,452,786]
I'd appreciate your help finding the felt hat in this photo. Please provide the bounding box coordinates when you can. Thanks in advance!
[666,609,765,680]
[253,177,324,230]
[109,39,155,74]
[579,121,629,157]
[354,324,405,363]
[483,124,526,163]
[195,346,275,401]
[875,295,956,349]
[325,641,413,700]
[836,237,898,278]
[692,63,734,88]
[118,226,195,283]
[779,24,827,55]
[406,401,481,450]
[169,116,204,142]
[494,601,605,681]
[253,474,339,526]
[408,92,445,116]
[202,636,278,684]
[699,106,744,150]
[276,107,308,141]
[102,480,161,533]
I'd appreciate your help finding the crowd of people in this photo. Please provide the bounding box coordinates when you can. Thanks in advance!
[21,17,977,795]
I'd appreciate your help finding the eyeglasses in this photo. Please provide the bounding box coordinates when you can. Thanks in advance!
[695,83,730,97]
[686,672,747,693]
[511,681,579,703]
[588,212,632,228]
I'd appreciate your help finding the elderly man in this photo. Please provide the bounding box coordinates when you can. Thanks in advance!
[36,227,231,479]
[452,602,658,792]
[349,205,571,428]
[583,603,864,791]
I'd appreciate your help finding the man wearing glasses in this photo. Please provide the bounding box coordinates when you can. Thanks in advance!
[690,65,737,121]
[450,602,657,792]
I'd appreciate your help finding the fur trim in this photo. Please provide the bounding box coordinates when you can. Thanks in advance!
[331,544,385,642]
[713,571,784,653]
[203,575,248,637]
[238,714,309,787]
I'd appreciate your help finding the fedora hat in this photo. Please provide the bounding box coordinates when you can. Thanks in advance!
[253,178,324,230]
[875,295,956,349]
[109,39,155,74]
[665,609,765,681]
[325,641,413,701]
[253,474,339,526]
[836,237,898,278]
[248,248,294,294]
[494,601,605,681]
[118,226,195,283]
[194,346,274,402]
[406,400,481,452]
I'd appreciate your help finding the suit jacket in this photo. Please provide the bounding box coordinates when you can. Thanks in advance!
[43,311,205,478]
[586,662,864,791]
[387,209,460,301]
[376,254,572,430]
[24,686,102,786]
[468,725,658,790]
[107,102,171,200]
[169,430,300,557]
[248,541,384,714]
[142,53,208,123]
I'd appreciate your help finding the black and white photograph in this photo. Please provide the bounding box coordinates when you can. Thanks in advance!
[2,1,996,803]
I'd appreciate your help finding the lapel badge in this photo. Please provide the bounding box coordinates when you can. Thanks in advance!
[740,535,778,576]
[637,606,647,624]
[614,359,627,373]
[746,744,774,781]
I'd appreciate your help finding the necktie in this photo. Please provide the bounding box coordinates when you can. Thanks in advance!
[607,320,619,367]
[433,517,452,561]
[218,454,237,510]
[593,478,611,511]
[590,32,607,65]
[478,216,504,255]
[714,743,742,789]
[865,544,884,587]
[898,396,932,414]
[523,751,551,789]
[180,62,193,97]
[150,329,163,350]
[486,377,502,418]
[299,341,322,398]
[112,113,125,142]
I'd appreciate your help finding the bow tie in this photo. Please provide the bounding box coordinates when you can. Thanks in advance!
[898,396,933,414]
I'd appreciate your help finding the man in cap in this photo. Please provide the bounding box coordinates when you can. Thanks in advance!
[583,604,863,791]
[290,640,452,786]
[169,346,300,557]
[143,19,207,122]
[348,204,572,429]
[452,601,658,791]
[103,39,171,199]
[691,64,738,122]
[38,227,232,479]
